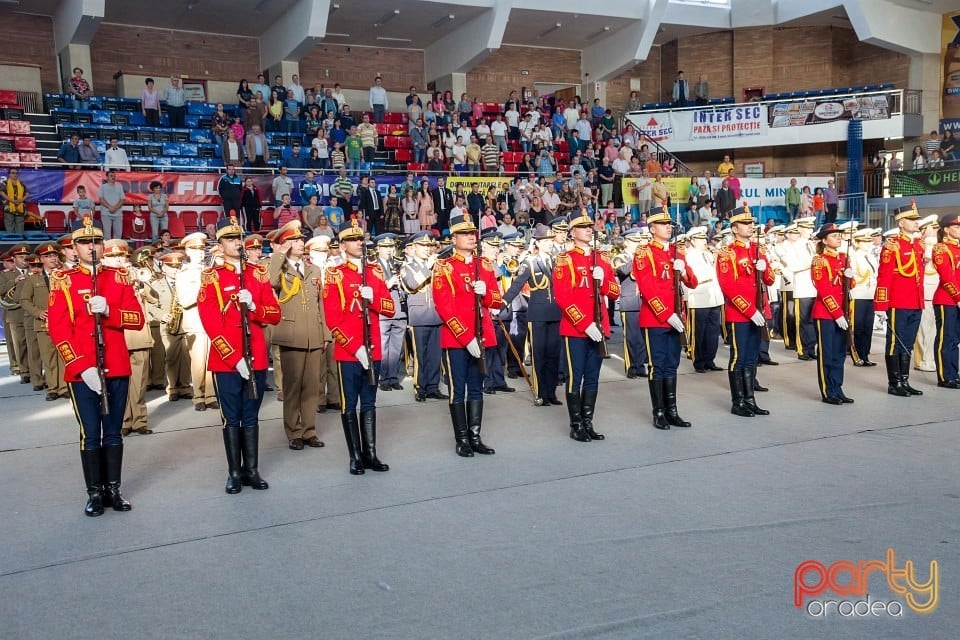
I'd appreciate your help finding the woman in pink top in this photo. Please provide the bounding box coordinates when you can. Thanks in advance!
[417,183,435,230]
[141,78,160,126]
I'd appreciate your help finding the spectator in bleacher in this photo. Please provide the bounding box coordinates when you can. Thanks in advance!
[368,76,389,124]
[266,90,283,132]
[925,130,941,162]
[622,125,638,150]
[481,139,500,176]
[416,183,435,231]
[251,74,270,104]
[598,110,615,142]
[103,137,130,171]
[406,86,422,110]
[245,94,266,134]
[598,156,615,207]
[68,67,92,111]
[288,74,305,105]
[57,134,81,168]
[301,193,323,233]
[332,169,353,216]
[699,170,715,200]
[140,78,161,127]
[344,126,363,175]
[338,104,356,131]
[272,166,294,206]
[694,74,709,106]
[549,106,565,141]
[672,71,689,107]
[581,145,597,172]
[304,104,321,139]
[357,113,378,165]
[218,165,243,217]
[574,111,592,143]
[72,185,94,221]
[409,117,428,165]
[442,91,456,125]
[331,83,346,110]
[537,148,557,179]
[567,128,586,161]
[911,145,925,169]
[240,176,262,232]
[441,122,456,160]
[941,130,956,162]
[590,99,605,126]
[474,117,491,146]
[311,131,329,172]
[929,150,946,168]
[78,134,99,167]
[799,185,814,217]
[321,195,344,230]
[455,93,471,126]
[451,136,467,173]
[535,123,552,151]
[661,157,676,174]
[465,183,483,215]
[299,171,320,204]
[275,193,299,227]
[98,170,125,240]
[211,104,231,146]
[236,79,255,114]
[562,102,579,139]
[625,91,642,113]
[146,181,169,241]
[823,179,839,224]
[784,178,801,218]
[283,90,301,134]
[164,77,187,129]
[487,113,507,153]
[270,76,285,102]
[283,143,307,170]
[717,154,735,176]
[318,88,338,121]
[330,141,345,171]
[715,178,735,218]
[0,168,28,233]
[221,128,244,167]
[726,169,741,200]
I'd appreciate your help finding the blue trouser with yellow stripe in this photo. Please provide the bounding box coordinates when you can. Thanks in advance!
[795,297,817,356]
[815,318,846,399]
[689,306,721,369]
[563,336,602,394]
[851,298,874,362]
[337,360,381,414]
[212,370,267,428]
[621,311,648,376]
[70,377,129,450]
[726,322,760,371]
[529,320,560,401]
[445,348,484,403]
[642,327,681,380]
[410,326,442,394]
[934,304,959,383]
[885,308,921,356]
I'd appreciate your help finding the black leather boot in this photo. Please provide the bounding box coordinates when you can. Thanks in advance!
[466,400,495,454]
[649,379,670,429]
[341,412,365,474]
[565,392,582,438]
[102,444,132,511]
[663,377,691,427]
[752,368,768,392]
[359,410,389,471]
[741,368,769,415]
[886,354,909,396]
[449,403,474,457]
[222,428,243,494]
[729,370,754,417]
[580,389,603,439]
[899,352,923,396]
[80,449,104,517]
[239,425,269,488]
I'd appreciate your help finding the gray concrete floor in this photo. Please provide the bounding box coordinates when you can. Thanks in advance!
[0,328,957,640]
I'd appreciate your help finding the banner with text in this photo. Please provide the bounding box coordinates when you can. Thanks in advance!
[941,11,960,128]
[620,176,831,211]
[768,95,891,128]
[890,166,960,196]
[690,105,767,140]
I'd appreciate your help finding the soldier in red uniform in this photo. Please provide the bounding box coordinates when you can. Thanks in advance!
[874,203,925,397]
[932,213,960,388]
[48,215,145,516]
[716,205,776,417]
[553,209,620,442]
[197,216,281,494]
[432,211,502,457]
[811,223,855,404]
[633,206,697,429]
[322,217,396,474]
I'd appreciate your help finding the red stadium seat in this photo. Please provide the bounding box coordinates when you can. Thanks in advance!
[165,212,186,239]
[43,210,68,234]
[0,152,20,167]
[394,148,412,162]
[9,121,30,135]
[18,153,40,167]
[14,137,36,151]
[179,209,199,231]
[406,163,427,172]
[0,90,16,105]
[200,210,221,229]
[0,121,8,135]
[260,207,277,230]
[383,112,407,125]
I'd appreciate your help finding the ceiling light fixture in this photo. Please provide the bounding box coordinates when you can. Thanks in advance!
[374,9,401,27]
[324,32,351,38]
[376,36,413,43]
[586,25,611,40]
[330,2,341,11]
[431,14,455,28]
[538,22,562,38]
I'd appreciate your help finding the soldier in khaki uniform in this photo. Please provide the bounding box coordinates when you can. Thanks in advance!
[57,234,78,269]
[306,235,341,412]
[18,243,65,400]
[154,252,193,400]
[177,232,219,411]
[133,246,167,391]
[21,254,45,390]
[0,244,31,383]
[1,251,18,376]
[269,220,331,450]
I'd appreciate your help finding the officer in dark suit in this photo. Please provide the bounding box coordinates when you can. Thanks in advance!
[501,232,528,379]
[359,177,384,234]
[614,227,649,378]
[375,233,408,391]
[503,223,562,406]
[480,230,514,394]
[432,177,454,232]
[400,231,447,401]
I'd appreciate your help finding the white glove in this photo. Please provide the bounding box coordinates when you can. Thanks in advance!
[585,323,604,342]
[843,267,854,279]
[80,367,102,395]
[667,313,685,333]
[592,266,604,283]
[835,316,849,331]
[489,307,500,317]
[466,337,482,358]
[89,295,109,316]
[672,259,685,273]
[387,275,399,288]
[755,259,767,272]
[750,310,766,327]
[359,286,374,302]
[237,289,256,312]
[355,346,370,370]
[472,280,486,296]
[957,301,960,310]
[235,358,250,380]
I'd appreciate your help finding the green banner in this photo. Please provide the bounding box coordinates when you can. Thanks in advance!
[890,167,960,196]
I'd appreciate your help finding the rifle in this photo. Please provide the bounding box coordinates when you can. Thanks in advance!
[474,228,487,375]
[842,226,863,366]
[359,251,377,386]
[237,226,259,399]
[592,214,608,357]
[671,222,688,347]
[90,246,110,415]
[754,224,770,341]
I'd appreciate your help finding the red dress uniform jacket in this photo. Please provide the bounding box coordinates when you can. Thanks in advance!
[432,253,502,349]
[48,265,145,382]
[811,249,848,321]
[197,262,281,372]
[632,241,698,328]
[553,247,620,338]
[874,234,924,312]
[932,239,960,306]
[716,239,776,323]
[323,260,396,361]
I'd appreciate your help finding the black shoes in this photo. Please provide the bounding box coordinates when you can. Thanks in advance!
[822,396,843,405]
[223,428,243,494]
[547,397,563,406]
[649,379,670,430]
[758,357,778,366]
[938,380,960,389]
[80,449,104,517]
[288,438,304,450]
[426,390,448,400]
[495,385,515,393]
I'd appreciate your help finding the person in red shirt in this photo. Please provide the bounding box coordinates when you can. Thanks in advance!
[553,209,620,442]
[48,215,145,517]
[197,216,281,494]
[322,217,396,474]
[633,206,698,429]
[932,213,960,388]
[811,223,855,404]
[874,203,925,397]
[716,205,776,417]
[432,211,502,457]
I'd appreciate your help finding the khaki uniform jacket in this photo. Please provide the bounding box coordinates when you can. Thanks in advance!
[269,252,331,349]
[18,271,52,332]
[0,268,26,320]
[125,282,157,350]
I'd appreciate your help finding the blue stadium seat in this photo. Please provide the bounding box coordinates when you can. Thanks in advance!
[162,142,181,156]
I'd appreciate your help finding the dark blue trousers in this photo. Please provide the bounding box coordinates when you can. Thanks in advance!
[885,309,921,357]
[621,311,648,376]
[815,319,846,399]
[934,304,960,383]
[444,348,483,404]
[563,336,602,394]
[727,322,761,371]
[337,360,381,414]
[529,320,560,401]
[851,298,875,361]
[69,377,129,450]
[641,327,681,380]
[484,321,508,389]
[411,325,442,394]
[796,297,817,357]
[689,306,721,369]
[213,370,267,428]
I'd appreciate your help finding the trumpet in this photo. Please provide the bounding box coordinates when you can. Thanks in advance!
[505,257,520,275]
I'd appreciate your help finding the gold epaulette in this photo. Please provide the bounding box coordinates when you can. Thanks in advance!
[49,268,70,291]
[201,267,217,285]
[554,253,571,267]
[434,259,453,275]
[371,263,386,280]
[105,265,131,286]
[253,263,269,282]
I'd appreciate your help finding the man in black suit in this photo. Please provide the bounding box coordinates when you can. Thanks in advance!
[432,176,453,231]
[359,176,383,234]
[715,178,736,220]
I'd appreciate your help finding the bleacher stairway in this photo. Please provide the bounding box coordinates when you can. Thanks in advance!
[28,113,59,164]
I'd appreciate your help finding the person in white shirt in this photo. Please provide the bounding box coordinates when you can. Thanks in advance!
[563,104,579,135]
[474,118,490,145]
[288,74,305,104]
[103,136,131,171]
[456,124,473,145]
[451,137,467,170]
[519,114,536,153]
[526,105,541,126]
[331,83,346,109]
[505,105,520,141]
[369,76,388,123]
[490,114,508,152]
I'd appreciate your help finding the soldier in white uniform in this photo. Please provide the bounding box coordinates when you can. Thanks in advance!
[848,226,879,366]
[914,215,940,372]
[685,226,725,372]
[776,224,797,351]
[783,217,818,359]
[177,232,219,411]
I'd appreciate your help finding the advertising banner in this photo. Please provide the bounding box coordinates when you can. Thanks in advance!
[620,176,832,213]
[890,166,960,196]
[690,105,766,140]
[768,95,892,128]
[634,112,673,143]
[941,11,960,130]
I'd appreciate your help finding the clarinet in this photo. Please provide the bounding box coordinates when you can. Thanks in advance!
[91,247,110,415]
[237,239,258,399]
